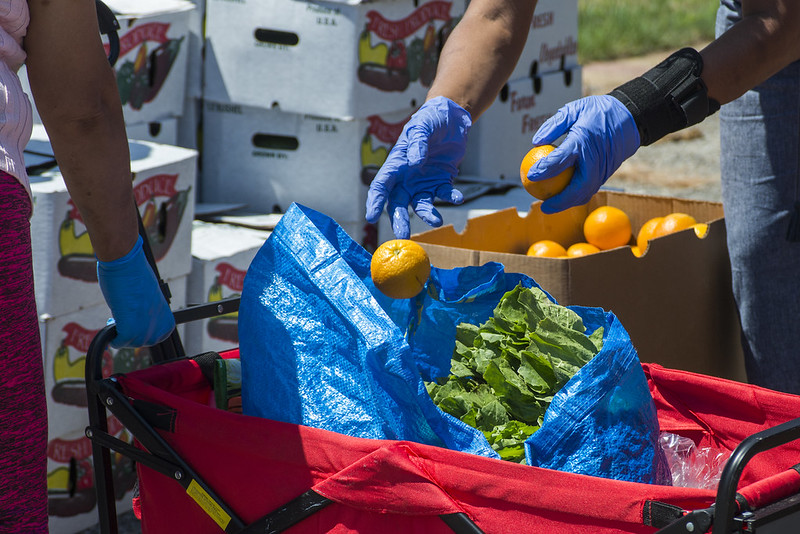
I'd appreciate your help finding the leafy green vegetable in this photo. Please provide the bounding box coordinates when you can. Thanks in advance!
[426,285,604,463]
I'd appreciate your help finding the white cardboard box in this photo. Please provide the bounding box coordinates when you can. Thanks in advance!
[183,221,271,356]
[204,0,466,119]
[508,0,579,82]
[461,67,583,182]
[200,99,410,241]
[103,0,195,125]
[19,0,195,130]
[29,125,198,318]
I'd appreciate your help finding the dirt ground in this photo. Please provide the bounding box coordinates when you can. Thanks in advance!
[76,48,723,534]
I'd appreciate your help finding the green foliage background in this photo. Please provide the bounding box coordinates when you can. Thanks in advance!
[578,0,719,63]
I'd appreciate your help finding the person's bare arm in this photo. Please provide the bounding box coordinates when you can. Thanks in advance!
[427,0,536,120]
[24,0,138,262]
[701,0,800,105]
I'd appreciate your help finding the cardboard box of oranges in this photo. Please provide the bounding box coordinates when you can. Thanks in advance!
[411,190,746,382]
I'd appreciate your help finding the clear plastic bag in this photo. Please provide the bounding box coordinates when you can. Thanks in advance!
[659,431,730,489]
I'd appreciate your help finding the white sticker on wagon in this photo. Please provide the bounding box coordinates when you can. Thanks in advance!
[187,479,232,530]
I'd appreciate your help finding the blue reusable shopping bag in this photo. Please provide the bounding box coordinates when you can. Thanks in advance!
[238,203,669,484]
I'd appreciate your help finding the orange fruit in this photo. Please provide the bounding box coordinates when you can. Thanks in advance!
[519,144,574,200]
[566,242,600,257]
[527,239,568,258]
[691,222,709,238]
[583,206,632,250]
[655,212,697,238]
[630,245,643,257]
[636,216,664,252]
[371,239,431,299]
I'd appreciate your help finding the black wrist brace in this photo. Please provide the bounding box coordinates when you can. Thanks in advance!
[609,48,720,146]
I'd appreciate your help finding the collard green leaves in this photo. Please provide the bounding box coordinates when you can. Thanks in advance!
[426,285,604,463]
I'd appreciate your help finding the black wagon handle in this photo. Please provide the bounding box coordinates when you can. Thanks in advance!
[133,201,186,363]
[95,0,120,66]
[713,416,800,533]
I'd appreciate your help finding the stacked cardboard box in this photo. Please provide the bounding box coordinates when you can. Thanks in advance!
[200,0,471,250]
[26,125,198,532]
[200,0,580,250]
[19,0,197,147]
[203,0,467,119]
[200,102,413,247]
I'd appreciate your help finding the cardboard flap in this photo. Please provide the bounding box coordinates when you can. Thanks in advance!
[414,203,589,254]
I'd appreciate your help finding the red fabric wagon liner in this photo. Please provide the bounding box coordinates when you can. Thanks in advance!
[118,351,800,534]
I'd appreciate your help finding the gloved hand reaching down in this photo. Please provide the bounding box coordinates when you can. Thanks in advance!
[365,96,472,239]
[97,235,176,349]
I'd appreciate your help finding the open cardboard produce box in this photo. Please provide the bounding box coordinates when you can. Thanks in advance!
[412,190,747,382]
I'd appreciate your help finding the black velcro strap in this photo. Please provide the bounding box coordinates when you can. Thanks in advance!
[610,48,720,146]
[736,492,751,514]
[642,500,685,528]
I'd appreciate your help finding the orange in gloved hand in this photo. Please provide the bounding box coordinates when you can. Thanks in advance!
[584,206,632,250]
[520,144,574,200]
[371,239,431,299]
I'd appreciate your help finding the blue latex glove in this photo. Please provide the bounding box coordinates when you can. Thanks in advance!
[527,94,640,214]
[365,96,472,239]
[97,235,175,348]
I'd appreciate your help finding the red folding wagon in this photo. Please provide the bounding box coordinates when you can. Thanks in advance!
[84,296,800,534]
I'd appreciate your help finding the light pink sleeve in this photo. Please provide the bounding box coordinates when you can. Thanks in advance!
[0,0,32,195]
